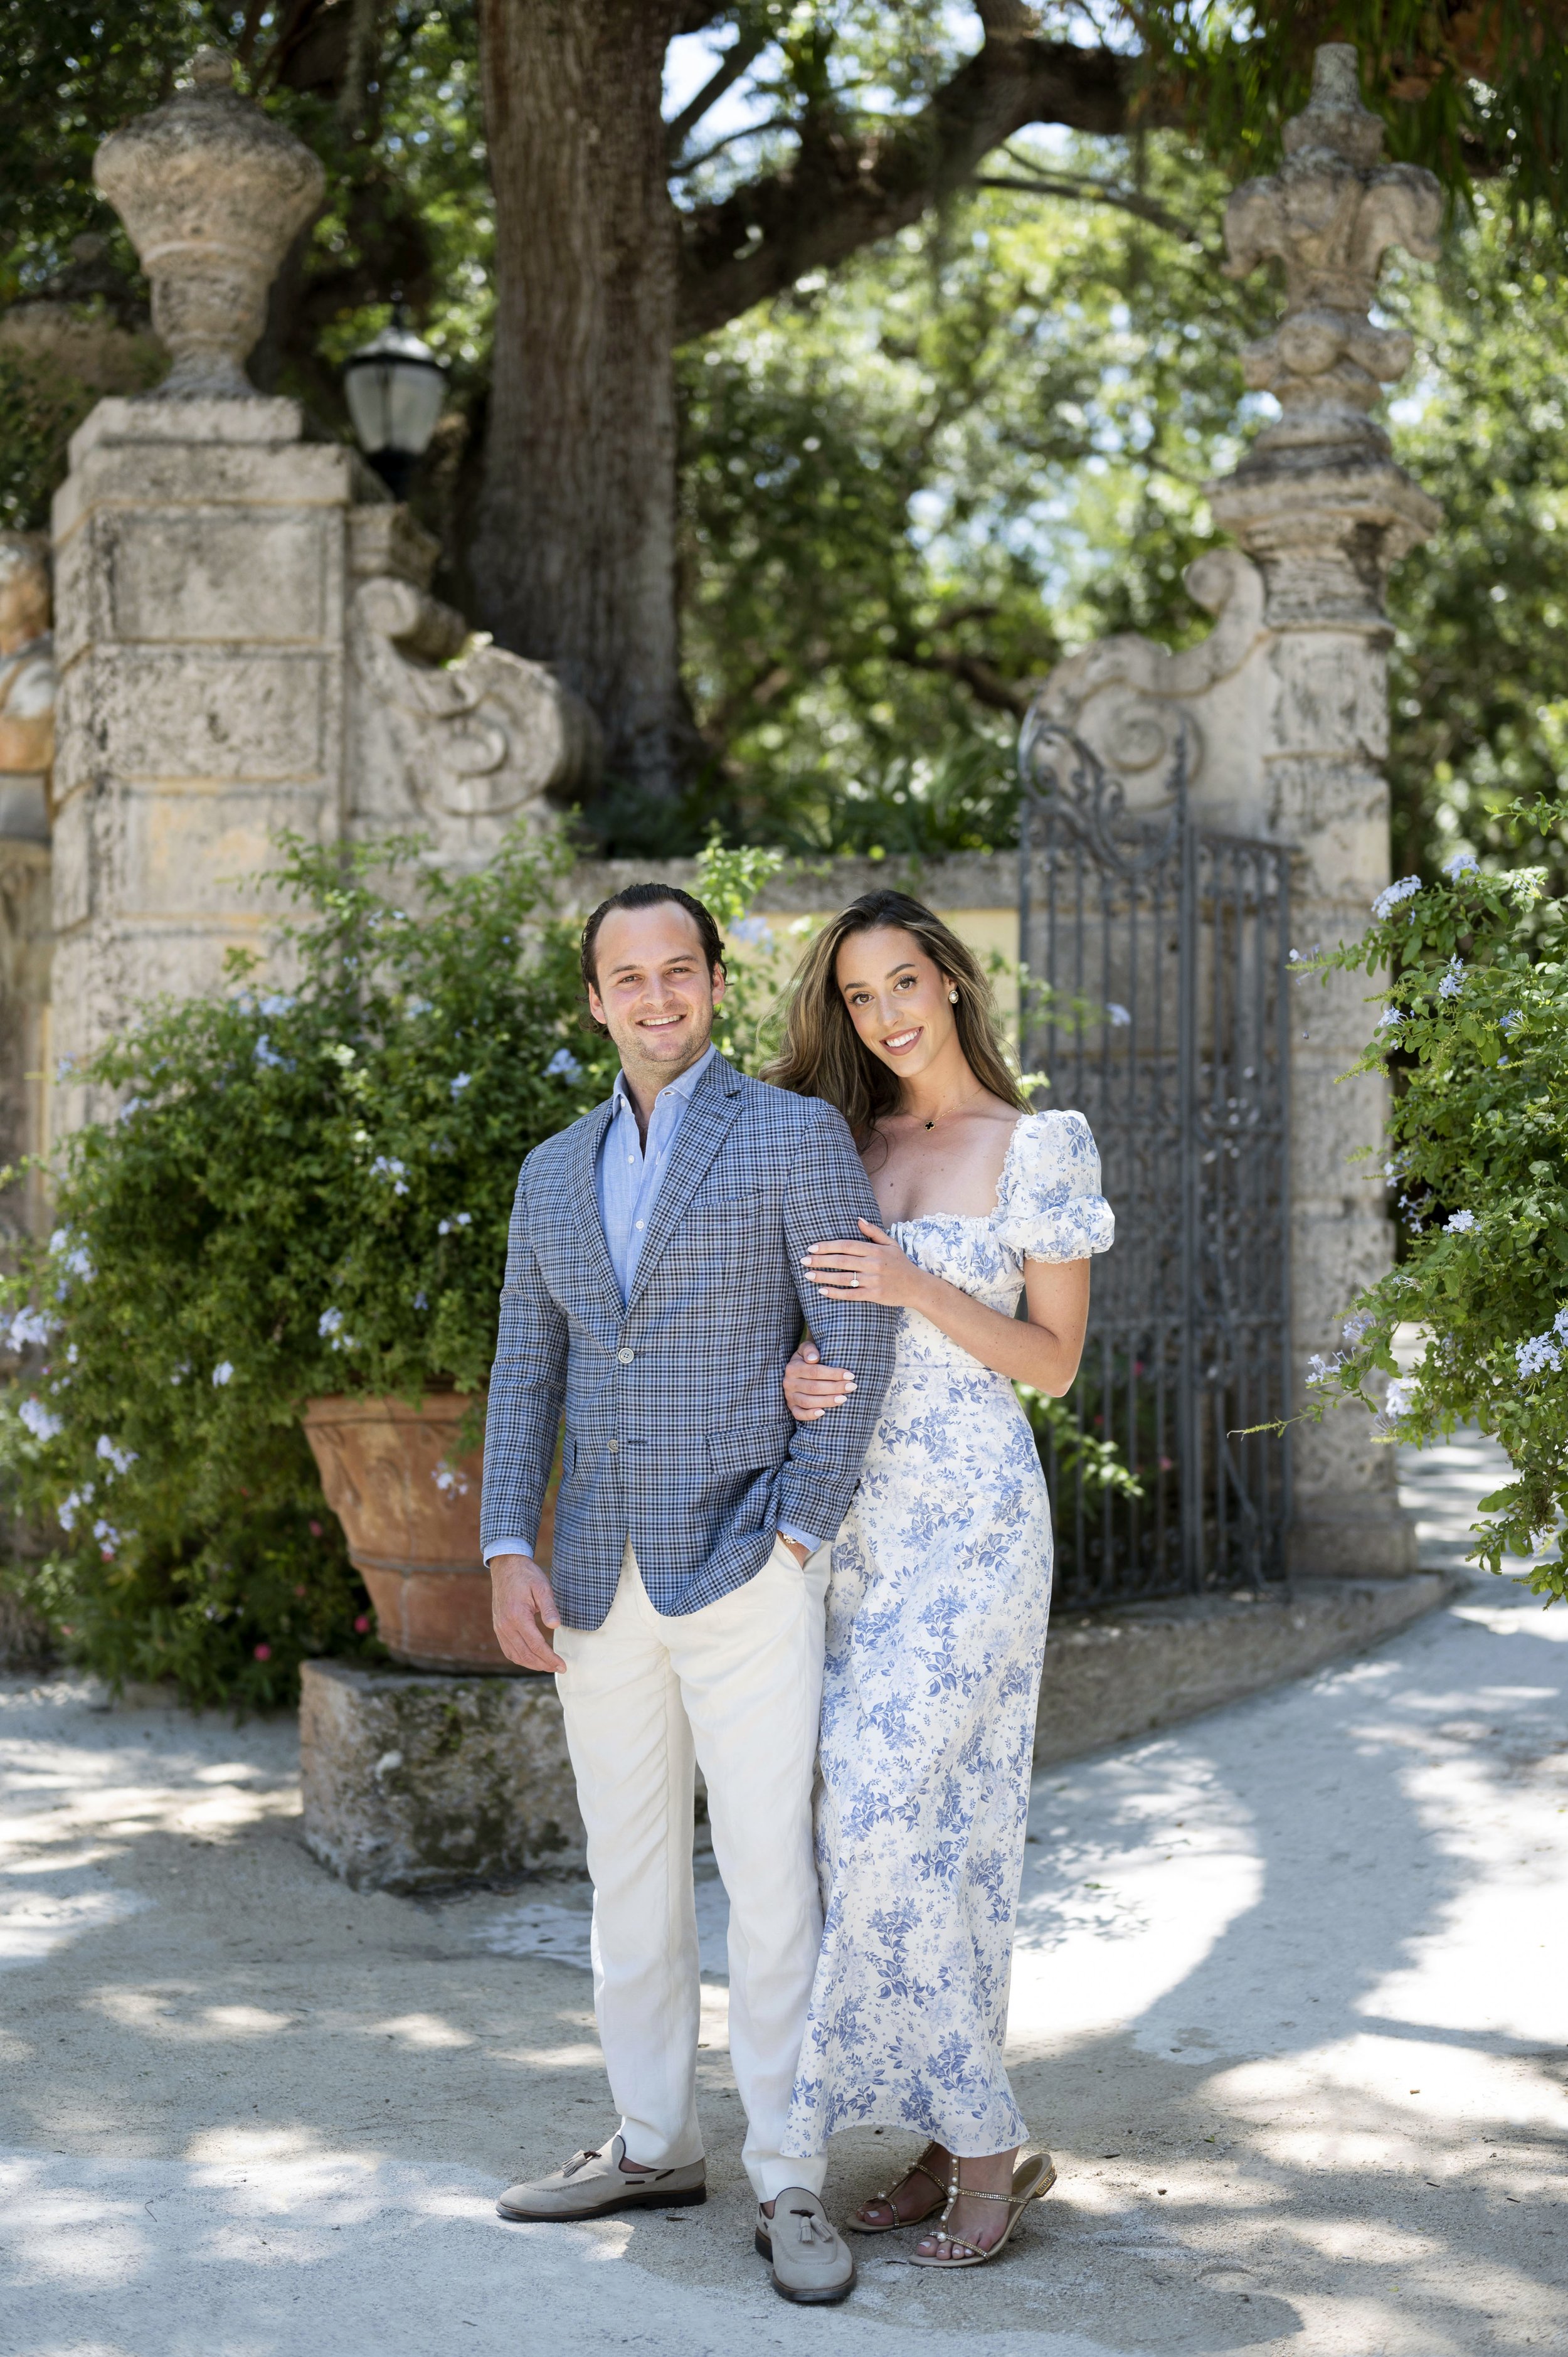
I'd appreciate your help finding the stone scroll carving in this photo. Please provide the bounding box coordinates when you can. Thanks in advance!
[1026,548,1266,814]
[347,575,602,868]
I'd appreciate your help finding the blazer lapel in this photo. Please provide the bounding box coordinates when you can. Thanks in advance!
[564,1094,623,1317]
[624,1055,745,1316]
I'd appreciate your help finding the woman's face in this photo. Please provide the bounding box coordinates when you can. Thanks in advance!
[834,925,958,1087]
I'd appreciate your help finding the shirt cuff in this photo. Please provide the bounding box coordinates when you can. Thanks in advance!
[482,1537,535,1564]
[777,1522,820,1555]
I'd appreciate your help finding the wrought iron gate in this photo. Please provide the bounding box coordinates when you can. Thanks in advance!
[1017,718,1294,1608]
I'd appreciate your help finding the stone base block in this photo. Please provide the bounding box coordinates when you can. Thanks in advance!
[1034,1573,1457,1764]
[299,1575,1460,1892]
[1287,1508,1419,1579]
[299,1659,585,1893]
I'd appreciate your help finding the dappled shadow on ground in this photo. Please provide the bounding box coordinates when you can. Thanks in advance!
[0,1575,1564,2353]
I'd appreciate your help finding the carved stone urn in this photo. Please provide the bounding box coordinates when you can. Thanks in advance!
[302,1394,560,1675]
[92,48,325,399]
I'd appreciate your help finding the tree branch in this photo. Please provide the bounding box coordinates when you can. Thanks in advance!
[972,170,1200,242]
[890,637,1034,717]
[676,33,1157,341]
[666,29,770,156]
[674,116,795,176]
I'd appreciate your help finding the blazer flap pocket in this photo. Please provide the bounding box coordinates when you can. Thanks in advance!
[704,1423,792,1475]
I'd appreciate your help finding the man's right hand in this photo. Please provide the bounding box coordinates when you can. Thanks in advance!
[490,1554,566,1672]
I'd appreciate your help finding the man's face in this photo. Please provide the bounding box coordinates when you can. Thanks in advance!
[586,903,725,1087]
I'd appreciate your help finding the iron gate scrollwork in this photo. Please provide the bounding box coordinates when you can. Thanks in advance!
[1017,717,1293,1607]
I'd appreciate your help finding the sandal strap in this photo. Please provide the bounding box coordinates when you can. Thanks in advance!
[930,2232,988,2262]
[868,2156,948,2207]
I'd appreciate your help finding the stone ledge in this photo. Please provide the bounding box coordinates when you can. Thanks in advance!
[299,1573,1459,1893]
[556,851,1015,918]
[1034,1573,1461,1765]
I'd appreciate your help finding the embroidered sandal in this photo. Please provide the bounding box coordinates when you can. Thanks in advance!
[848,2146,950,2235]
[908,2149,1057,2270]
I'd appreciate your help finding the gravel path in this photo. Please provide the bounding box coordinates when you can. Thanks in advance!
[1,1436,1562,2356]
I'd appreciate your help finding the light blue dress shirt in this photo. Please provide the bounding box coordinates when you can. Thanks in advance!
[485,1044,818,1560]
[596,1043,718,1302]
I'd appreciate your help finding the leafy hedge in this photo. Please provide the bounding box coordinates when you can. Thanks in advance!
[1305,812,1568,1600]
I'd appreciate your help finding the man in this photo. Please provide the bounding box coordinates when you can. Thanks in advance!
[482,882,896,2306]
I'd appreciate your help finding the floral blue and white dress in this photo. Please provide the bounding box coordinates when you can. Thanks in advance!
[784,1110,1113,2161]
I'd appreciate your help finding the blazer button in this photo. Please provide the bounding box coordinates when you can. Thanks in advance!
[607,1438,618,1453]
[617,1346,635,1364]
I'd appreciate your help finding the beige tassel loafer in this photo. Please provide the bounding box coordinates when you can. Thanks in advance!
[755,2187,856,2304]
[497,2134,706,2221]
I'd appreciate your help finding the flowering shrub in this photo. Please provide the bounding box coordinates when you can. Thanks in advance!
[1302,819,1568,1600]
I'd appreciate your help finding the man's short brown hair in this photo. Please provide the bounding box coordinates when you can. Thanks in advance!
[580,883,727,1033]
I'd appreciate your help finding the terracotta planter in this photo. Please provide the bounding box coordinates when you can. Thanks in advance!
[302,1393,558,1674]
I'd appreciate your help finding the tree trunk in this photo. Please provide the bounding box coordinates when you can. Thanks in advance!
[474,0,689,799]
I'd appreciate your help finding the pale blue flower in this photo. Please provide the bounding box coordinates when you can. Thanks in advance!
[1443,849,1480,881]
[369,1155,410,1196]
[1517,1332,1561,1379]
[730,915,772,946]
[544,1047,583,1082]
[18,1397,63,1442]
[95,1435,137,1476]
[413,1291,428,1311]
[405,996,433,1018]
[1377,1006,1402,1031]
[318,1309,344,1339]
[253,1035,291,1070]
[450,1072,472,1099]
[1372,875,1421,919]
[1342,1312,1375,1343]
[1384,1378,1416,1418]
[258,993,296,1017]
[1105,1003,1131,1028]
[211,1361,235,1387]
[1444,1209,1476,1234]
[1438,957,1465,1001]
[8,1307,54,1349]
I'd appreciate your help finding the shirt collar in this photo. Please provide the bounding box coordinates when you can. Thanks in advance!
[610,1041,718,1118]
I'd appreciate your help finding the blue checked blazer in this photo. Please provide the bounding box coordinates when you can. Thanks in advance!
[480,1053,899,1630]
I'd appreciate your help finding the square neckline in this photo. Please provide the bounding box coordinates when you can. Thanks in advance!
[887,1112,1034,1232]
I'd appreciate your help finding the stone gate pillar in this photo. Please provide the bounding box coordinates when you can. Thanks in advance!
[1209,45,1439,1575]
[1029,45,1441,1577]
[49,49,597,1137]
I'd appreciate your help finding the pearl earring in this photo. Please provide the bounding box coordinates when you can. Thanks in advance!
[948,989,959,1004]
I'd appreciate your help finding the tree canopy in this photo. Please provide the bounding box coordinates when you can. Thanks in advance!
[3,3,1567,853]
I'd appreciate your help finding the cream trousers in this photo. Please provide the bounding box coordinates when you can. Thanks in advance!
[553,1536,828,2203]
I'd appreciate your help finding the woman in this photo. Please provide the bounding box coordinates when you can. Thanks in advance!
[766,889,1112,2271]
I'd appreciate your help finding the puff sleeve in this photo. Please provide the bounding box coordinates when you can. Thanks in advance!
[993,1111,1115,1264]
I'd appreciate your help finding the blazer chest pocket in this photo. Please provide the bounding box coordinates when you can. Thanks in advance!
[704,1423,792,1477]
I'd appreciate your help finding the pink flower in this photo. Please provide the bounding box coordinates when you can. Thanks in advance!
[309,1520,324,1538]
[253,1642,272,1661]
[295,1584,307,1598]
[353,1614,371,1635]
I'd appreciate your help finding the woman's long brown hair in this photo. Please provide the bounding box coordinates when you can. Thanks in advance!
[764,890,1027,1144]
